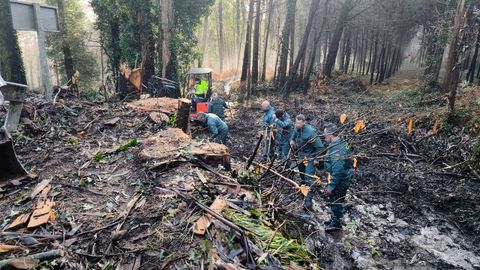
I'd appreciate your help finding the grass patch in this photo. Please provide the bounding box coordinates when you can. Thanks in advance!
[226,210,318,268]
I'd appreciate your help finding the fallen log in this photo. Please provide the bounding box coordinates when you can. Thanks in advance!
[0,249,64,269]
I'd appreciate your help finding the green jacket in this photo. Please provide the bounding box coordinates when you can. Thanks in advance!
[291,124,324,158]
[206,113,228,141]
[208,99,228,120]
[273,112,293,144]
[324,138,352,192]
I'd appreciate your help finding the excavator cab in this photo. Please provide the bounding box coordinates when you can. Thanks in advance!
[0,77,29,183]
[185,68,213,112]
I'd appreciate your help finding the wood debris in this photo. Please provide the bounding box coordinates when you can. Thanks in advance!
[127,97,179,113]
[193,197,228,235]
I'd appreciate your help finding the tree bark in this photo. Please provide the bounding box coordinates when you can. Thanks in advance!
[283,0,321,98]
[218,0,225,73]
[261,0,274,82]
[202,15,209,65]
[57,0,75,82]
[241,0,255,82]
[369,31,379,85]
[276,0,297,85]
[444,0,466,112]
[252,0,261,84]
[324,0,354,77]
[467,28,480,83]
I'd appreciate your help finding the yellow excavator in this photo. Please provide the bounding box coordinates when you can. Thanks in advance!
[0,76,29,183]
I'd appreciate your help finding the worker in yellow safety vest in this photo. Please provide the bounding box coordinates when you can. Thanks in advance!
[194,78,208,98]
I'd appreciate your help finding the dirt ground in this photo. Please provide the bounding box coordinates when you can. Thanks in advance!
[1,72,479,270]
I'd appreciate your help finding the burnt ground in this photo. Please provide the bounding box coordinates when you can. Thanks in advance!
[0,71,479,269]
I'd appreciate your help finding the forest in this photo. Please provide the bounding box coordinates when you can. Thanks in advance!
[0,0,480,269]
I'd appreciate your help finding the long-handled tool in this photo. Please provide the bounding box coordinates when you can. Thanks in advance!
[246,131,264,170]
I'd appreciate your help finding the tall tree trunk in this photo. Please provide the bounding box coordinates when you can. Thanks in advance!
[324,0,354,77]
[370,32,379,85]
[261,0,274,81]
[252,0,261,84]
[276,0,297,85]
[444,0,466,112]
[159,0,173,78]
[218,0,225,73]
[241,0,255,82]
[423,0,456,86]
[467,28,480,83]
[283,0,321,98]
[202,15,209,65]
[344,29,352,74]
[303,31,322,94]
[236,0,245,72]
[289,6,296,71]
[57,0,75,82]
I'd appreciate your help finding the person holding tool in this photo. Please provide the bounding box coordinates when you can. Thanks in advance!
[196,113,228,144]
[272,109,293,161]
[261,100,276,161]
[323,123,353,232]
[290,114,324,210]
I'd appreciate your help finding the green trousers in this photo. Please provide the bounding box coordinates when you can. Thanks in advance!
[326,179,351,226]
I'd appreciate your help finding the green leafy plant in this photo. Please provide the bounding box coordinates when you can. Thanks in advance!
[368,239,382,257]
[69,138,79,146]
[226,210,317,267]
[117,138,140,152]
[79,177,92,187]
[166,114,177,127]
[342,219,358,251]
[94,151,106,162]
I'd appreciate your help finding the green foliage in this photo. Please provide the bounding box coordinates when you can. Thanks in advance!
[441,109,472,134]
[239,169,259,185]
[227,210,318,267]
[342,219,358,250]
[69,137,79,146]
[169,0,213,81]
[166,114,177,126]
[117,138,140,152]
[94,151,106,162]
[472,140,480,161]
[91,0,214,87]
[368,239,382,257]
[0,0,27,83]
[46,0,99,88]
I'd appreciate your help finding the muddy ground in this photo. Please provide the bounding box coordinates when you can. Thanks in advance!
[1,73,480,270]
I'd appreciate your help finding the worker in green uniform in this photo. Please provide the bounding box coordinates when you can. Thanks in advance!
[323,123,353,231]
[290,114,324,210]
[197,112,228,144]
[261,100,276,161]
[272,109,293,160]
[208,93,229,120]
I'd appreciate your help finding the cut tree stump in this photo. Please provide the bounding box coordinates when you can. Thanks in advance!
[140,128,230,168]
[127,97,179,114]
[177,98,192,134]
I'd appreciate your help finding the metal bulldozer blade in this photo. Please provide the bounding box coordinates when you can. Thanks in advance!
[0,127,28,183]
